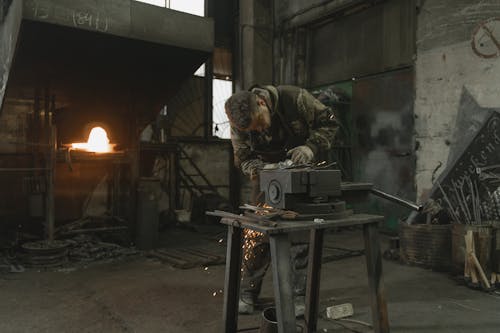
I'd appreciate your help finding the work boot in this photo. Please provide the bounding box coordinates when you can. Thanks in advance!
[294,296,306,317]
[238,293,256,315]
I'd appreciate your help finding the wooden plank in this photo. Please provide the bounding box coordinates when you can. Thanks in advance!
[222,226,243,333]
[305,229,324,333]
[363,223,389,333]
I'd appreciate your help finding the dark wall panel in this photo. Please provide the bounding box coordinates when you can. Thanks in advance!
[351,68,415,230]
[309,0,415,86]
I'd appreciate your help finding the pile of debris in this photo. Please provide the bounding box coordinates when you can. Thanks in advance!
[66,234,139,263]
[16,234,139,270]
[21,240,70,268]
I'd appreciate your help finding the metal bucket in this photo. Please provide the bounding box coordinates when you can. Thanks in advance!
[259,307,278,333]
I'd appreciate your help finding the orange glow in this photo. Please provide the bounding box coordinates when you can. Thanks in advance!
[71,127,115,153]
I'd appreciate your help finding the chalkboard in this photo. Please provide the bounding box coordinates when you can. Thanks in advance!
[432,110,500,199]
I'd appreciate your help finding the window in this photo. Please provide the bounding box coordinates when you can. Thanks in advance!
[170,0,205,16]
[134,0,167,7]
[194,64,205,77]
[133,0,205,17]
[212,79,232,139]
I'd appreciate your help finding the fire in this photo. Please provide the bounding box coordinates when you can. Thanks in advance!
[71,127,115,153]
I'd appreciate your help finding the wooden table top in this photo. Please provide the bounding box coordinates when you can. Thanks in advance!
[220,213,384,235]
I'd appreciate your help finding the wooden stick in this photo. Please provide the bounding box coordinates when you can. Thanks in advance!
[470,252,491,289]
[470,260,479,284]
[464,231,471,279]
[464,252,471,279]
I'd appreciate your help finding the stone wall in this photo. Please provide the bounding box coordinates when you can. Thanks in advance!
[414,0,500,200]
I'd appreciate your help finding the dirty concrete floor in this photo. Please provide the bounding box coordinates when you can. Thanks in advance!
[1,225,499,333]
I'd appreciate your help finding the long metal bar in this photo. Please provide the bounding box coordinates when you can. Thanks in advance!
[222,225,243,333]
[0,168,49,172]
[363,223,389,333]
[45,126,56,242]
[305,229,324,333]
[269,234,296,333]
[370,188,422,211]
[437,182,461,224]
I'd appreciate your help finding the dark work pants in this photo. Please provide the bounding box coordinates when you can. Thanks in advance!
[243,177,309,299]
[240,229,309,299]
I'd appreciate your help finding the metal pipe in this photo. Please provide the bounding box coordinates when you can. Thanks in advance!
[437,182,461,224]
[370,188,423,212]
[0,168,49,172]
[46,126,56,242]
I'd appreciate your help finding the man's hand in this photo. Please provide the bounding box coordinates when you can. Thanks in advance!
[241,158,265,180]
[286,145,314,165]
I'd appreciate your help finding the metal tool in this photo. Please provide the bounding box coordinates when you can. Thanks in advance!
[370,188,423,212]
[238,204,299,220]
[206,210,278,227]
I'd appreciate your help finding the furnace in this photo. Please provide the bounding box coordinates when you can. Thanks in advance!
[0,0,214,244]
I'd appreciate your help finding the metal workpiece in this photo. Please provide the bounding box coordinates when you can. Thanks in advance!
[370,188,423,212]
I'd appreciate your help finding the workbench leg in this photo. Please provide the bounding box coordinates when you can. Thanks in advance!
[223,226,243,333]
[305,229,324,333]
[269,234,297,333]
[363,223,389,333]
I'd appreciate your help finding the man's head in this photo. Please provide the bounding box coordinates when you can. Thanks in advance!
[225,91,271,132]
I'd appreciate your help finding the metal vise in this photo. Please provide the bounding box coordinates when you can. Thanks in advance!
[259,168,342,210]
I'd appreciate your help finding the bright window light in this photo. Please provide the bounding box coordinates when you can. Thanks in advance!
[134,0,167,7]
[170,0,205,16]
[133,0,205,17]
[213,79,232,139]
[194,63,206,77]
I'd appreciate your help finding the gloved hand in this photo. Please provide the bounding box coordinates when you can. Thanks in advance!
[241,159,265,180]
[286,145,314,165]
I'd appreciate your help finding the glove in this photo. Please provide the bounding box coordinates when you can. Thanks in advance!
[241,159,265,180]
[286,145,314,165]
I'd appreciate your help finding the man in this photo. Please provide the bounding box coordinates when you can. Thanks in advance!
[225,85,339,315]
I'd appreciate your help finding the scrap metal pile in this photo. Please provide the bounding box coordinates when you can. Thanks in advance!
[437,166,500,226]
[12,235,138,271]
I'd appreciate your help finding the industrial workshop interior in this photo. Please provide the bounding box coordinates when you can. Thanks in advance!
[1,0,500,332]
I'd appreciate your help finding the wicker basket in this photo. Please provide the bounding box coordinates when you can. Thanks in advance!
[399,223,451,271]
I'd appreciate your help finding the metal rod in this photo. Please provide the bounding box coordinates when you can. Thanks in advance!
[0,168,49,172]
[451,182,470,224]
[370,188,423,212]
[457,181,472,223]
[46,126,56,242]
[437,182,461,224]
[473,180,482,225]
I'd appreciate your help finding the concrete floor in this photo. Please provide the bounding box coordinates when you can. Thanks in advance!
[1,226,499,333]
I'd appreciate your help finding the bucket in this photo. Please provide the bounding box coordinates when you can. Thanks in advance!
[259,307,278,333]
[399,223,451,271]
[259,307,303,333]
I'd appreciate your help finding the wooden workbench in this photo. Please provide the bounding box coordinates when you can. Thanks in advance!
[220,214,389,333]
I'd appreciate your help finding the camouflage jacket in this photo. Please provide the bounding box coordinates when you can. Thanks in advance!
[229,85,339,177]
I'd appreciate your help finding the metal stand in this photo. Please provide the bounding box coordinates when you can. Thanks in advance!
[220,214,390,333]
